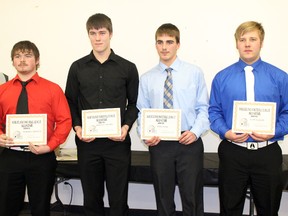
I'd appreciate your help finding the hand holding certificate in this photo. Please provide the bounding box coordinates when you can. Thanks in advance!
[82,108,121,138]
[6,114,47,146]
[141,109,181,140]
[232,101,276,135]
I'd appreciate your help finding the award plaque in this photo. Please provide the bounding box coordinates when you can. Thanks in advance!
[82,108,121,138]
[141,109,181,140]
[232,101,276,135]
[6,114,47,146]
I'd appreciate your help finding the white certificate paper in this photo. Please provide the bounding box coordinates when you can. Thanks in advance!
[232,101,276,135]
[82,108,121,138]
[141,109,181,140]
[6,114,47,146]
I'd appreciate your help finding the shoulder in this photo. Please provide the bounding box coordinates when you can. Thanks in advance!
[214,62,239,78]
[70,54,91,67]
[37,77,63,92]
[112,53,137,69]
[140,65,159,79]
[261,61,287,75]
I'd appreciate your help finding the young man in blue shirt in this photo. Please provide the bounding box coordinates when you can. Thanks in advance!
[137,23,209,216]
[209,21,288,216]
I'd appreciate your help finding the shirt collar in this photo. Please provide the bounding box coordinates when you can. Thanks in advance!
[238,58,262,71]
[159,57,181,73]
[12,72,39,84]
[86,49,117,64]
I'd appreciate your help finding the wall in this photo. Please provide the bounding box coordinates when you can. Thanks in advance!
[1,0,288,214]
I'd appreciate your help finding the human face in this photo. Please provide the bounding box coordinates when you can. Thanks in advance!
[236,30,263,65]
[88,27,112,55]
[156,34,180,66]
[12,50,38,76]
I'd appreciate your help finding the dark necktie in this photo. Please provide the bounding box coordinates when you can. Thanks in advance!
[16,81,31,114]
[163,68,173,109]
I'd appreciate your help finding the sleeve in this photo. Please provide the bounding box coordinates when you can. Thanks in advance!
[48,85,72,150]
[65,62,81,129]
[190,71,210,138]
[208,75,230,139]
[274,72,288,139]
[123,62,139,130]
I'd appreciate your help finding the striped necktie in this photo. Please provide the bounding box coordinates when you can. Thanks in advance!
[244,66,254,101]
[163,68,173,109]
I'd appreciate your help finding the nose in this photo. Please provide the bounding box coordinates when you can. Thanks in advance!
[95,33,101,41]
[245,40,250,47]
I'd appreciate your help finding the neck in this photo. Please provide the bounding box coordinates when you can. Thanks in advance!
[93,49,111,64]
[17,71,36,82]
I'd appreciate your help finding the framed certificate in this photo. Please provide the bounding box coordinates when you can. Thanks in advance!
[141,109,181,140]
[82,108,121,138]
[232,101,276,135]
[6,114,47,146]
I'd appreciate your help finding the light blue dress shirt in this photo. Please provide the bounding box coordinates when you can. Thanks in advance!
[137,57,210,139]
[209,58,288,141]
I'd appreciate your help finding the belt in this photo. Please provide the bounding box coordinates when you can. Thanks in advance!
[230,140,275,150]
[8,146,30,152]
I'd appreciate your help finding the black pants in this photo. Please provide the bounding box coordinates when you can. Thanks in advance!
[149,138,204,216]
[0,148,57,216]
[218,140,283,216]
[76,136,131,216]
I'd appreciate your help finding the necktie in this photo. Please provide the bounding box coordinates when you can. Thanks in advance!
[244,66,254,101]
[16,81,30,114]
[163,68,173,109]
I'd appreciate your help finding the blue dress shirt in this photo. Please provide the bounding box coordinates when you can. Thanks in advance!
[137,57,210,138]
[209,58,288,141]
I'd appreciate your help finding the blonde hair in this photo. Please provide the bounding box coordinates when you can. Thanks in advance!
[234,21,265,43]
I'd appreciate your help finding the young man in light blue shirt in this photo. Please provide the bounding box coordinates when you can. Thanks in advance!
[137,23,209,216]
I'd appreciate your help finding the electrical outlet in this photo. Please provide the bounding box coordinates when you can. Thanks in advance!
[63,182,70,191]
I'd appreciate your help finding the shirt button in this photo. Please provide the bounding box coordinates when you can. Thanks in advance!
[99,76,102,79]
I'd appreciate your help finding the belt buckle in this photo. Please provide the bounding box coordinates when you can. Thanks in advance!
[247,142,258,150]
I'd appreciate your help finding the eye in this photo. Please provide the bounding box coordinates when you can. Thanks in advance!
[25,54,33,58]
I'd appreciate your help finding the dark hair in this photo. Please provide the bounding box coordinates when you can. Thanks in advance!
[86,13,113,33]
[11,40,40,69]
[155,23,180,43]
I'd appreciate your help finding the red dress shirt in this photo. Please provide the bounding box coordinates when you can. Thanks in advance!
[0,73,72,150]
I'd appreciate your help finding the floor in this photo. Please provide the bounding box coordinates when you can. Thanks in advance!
[19,205,220,216]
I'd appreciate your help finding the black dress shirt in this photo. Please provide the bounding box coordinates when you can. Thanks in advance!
[65,49,139,129]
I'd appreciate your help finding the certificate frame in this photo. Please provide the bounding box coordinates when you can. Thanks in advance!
[6,114,47,146]
[141,108,181,140]
[82,108,121,138]
[232,101,276,135]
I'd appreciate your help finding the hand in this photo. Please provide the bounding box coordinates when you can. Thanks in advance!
[0,134,13,147]
[109,125,129,142]
[224,130,249,143]
[144,136,160,146]
[29,142,51,155]
[249,132,274,142]
[179,131,197,145]
[74,126,96,143]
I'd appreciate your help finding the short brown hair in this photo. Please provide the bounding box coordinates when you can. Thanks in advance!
[11,40,40,69]
[86,13,113,33]
[155,23,180,43]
